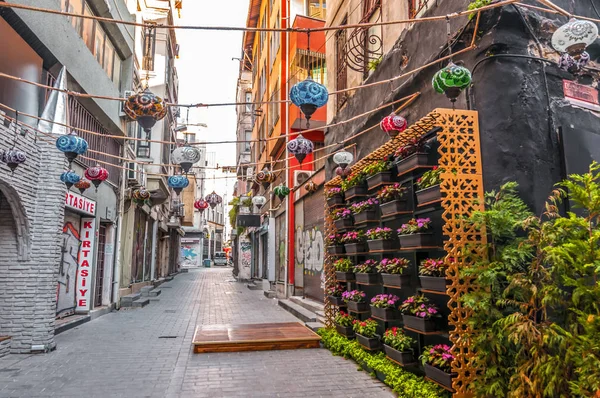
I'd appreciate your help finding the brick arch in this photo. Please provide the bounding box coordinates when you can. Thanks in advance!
[0,180,31,261]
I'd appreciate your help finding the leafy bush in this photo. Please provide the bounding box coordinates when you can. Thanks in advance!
[377,183,407,203]
[394,137,429,160]
[377,257,410,274]
[371,294,400,309]
[366,227,394,240]
[350,198,379,215]
[352,318,378,337]
[399,295,440,320]
[382,327,415,352]
[397,218,431,235]
[342,289,367,303]
[416,167,442,190]
[420,345,454,373]
[341,172,367,190]
[332,207,352,220]
[419,258,447,277]
[341,230,366,243]
[326,284,345,297]
[334,258,353,272]
[363,160,391,176]
[334,311,354,327]
[354,259,378,274]
[326,187,343,199]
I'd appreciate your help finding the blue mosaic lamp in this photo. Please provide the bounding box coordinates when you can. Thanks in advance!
[1,149,26,172]
[56,130,88,166]
[290,78,328,127]
[168,175,189,196]
[60,170,81,190]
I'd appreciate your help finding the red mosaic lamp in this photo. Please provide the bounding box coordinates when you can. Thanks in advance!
[380,113,407,138]
[194,199,209,213]
[84,165,109,190]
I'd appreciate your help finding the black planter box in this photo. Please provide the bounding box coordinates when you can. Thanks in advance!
[380,200,409,217]
[396,153,430,175]
[328,295,345,306]
[334,218,354,230]
[398,233,434,248]
[424,363,456,390]
[353,210,378,224]
[344,185,367,198]
[347,301,370,312]
[416,184,442,205]
[355,272,380,285]
[371,306,400,321]
[381,273,411,288]
[344,243,366,254]
[383,344,415,366]
[367,171,394,190]
[356,333,381,351]
[327,195,345,207]
[335,271,355,282]
[327,245,345,255]
[375,370,386,383]
[335,324,354,338]
[367,239,398,252]
[419,276,449,292]
[402,314,438,332]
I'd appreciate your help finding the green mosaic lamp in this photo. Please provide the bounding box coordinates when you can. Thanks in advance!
[274,184,290,201]
[432,62,472,102]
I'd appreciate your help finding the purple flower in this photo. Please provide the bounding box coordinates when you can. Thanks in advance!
[387,300,395,305]
[442,353,454,361]
[418,312,427,318]
[427,307,437,314]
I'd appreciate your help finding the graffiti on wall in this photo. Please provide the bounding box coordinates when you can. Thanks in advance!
[295,226,324,276]
[57,222,79,317]
[181,244,199,267]
[240,237,252,275]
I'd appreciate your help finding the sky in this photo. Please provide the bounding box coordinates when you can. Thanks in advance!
[175,0,250,203]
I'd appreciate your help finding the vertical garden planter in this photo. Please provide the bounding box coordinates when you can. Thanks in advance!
[380,200,409,217]
[383,345,415,366]
[335,271,355,282]
[381,273,411,288]
[356,334,381,351]
[353,210,378,224]
[423,363,456,390]
[370,306,400,321]
[327,195,345,207]
[367,239,398,252]
[355,272,380,285]
[334,218,354,230]
[416,185,442,205]
[402,315,438,332]
[335,324,354,338]
[328,296,345,306]
[344,185,367,198]
[419,276,449,292]
[344,243,366,254]
[398,233,434,248]
[396,153,430,175]
[327,245,345,255]
[366,171,394,190]
[347,301,370,312]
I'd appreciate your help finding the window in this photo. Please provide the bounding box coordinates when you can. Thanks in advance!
[245,92,252,113]
[81,5,95,52]
[94,25,106,65]
[136,125,150,158]
[64,0,83,33]
[244,130,252,152]
[104,41,115,80]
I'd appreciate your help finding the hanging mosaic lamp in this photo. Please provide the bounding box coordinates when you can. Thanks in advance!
[0,149,26,172]
[335,166,351,180]
[84,165,109,190]
[56,130,88,165]
[287,134,314,164]
[252,195,267,210]
[305,181,318,193]
[168,175,190,196]
[290,77,328,127]
[206,191,223,209]
[273,184,290,201]
[74,179,91,194]
[432,62,472,102]
[172,144,201,174]
[552,19,598,73]
[380,113,408,138]
[194,199,209,213]
[332,150,354,170]
[123,88,168,136]
[60,170,81,190]
[256,168,275,190]
[132,187,151,205]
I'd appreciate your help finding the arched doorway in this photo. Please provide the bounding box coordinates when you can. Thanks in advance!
[0,183,30,261]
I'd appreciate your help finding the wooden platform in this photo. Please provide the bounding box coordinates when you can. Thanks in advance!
[192,322,321,353]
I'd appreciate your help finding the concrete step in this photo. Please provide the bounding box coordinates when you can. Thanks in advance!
[149,288,161,297]
[121,292,141,306]
[263,290,276,299]
[132,298,150,308]
[289,296,325,314]
[315,310,326,324]
[305,322,325,332]
[278,299,317,323]
[246,283,261,291]
[140,286,153,297]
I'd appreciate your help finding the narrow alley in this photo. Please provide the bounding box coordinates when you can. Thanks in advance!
[0,268,391,398]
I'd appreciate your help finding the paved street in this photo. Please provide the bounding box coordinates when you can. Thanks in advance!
[0,268,392,398]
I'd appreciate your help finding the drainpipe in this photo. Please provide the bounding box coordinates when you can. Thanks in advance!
[112,159,127,308]
[283,0,291,298]
[150,218,158,280]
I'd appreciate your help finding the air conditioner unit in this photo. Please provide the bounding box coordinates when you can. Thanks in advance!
[127,162,145,188]
[293,170,312,187]
[120,90,135,116]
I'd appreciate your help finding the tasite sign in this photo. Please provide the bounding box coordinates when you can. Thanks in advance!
[76,217,96,312]
[65,191,96,216]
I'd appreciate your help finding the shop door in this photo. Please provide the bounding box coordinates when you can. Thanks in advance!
[261,234,268,279]
[94,224,107,307]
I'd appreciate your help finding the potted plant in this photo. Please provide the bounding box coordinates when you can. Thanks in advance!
[397,218,434,248]
[350,198,379,224]
[366,227,397,252]
[332,207,353,230]
[326,284,346,306]
[354,260,380,285]
[342,230,366,254]
[342,172,367,198]
[326,233,345,255]
[377,183,409,216]
[364,160,393,190]
[370,293,400,321]
[352,318,381,350]
[334,258,355,282]
[394,137,431,175]
[334,311,355,338]
[415,167,442,205]
[382,327,416,365]
[419,258,450,292]
[399,295,441,332]
[420,344,456,389]
[326,187,344,207]
[342,289,369,312]
[377,257,411,288]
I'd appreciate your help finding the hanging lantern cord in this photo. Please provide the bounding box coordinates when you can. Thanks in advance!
[11,111,18,149]
[446,16,453,61]
[306,31,312,129]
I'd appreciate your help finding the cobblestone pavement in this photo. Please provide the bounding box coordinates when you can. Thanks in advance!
[0,268,392,398]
